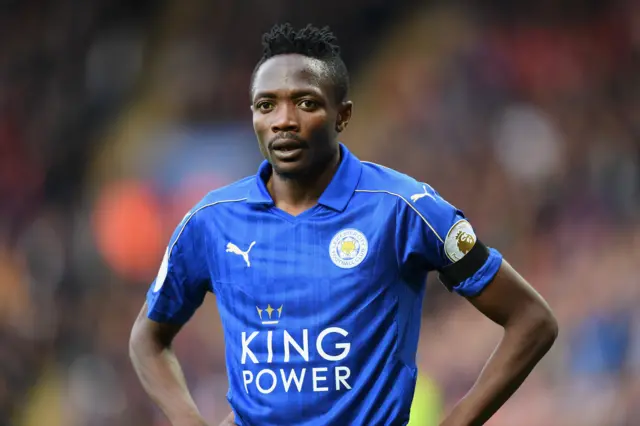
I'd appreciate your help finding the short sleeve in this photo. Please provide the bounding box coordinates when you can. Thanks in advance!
[146,212,210,325]
[396,182,503,297]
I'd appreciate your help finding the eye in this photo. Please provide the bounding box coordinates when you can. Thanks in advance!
[298,99,318,110]
[256,101,274,113]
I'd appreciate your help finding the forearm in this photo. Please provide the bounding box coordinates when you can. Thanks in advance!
[441,311,557,426]
[130,336,206,426]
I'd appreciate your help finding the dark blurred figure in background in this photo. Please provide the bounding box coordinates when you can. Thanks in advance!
[1,0,639,425]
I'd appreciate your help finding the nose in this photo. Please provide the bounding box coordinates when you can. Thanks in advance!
[271,103,299,133]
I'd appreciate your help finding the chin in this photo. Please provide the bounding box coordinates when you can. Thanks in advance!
[272,161,307,178]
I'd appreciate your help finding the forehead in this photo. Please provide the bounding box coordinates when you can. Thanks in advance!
[252,54,332,99]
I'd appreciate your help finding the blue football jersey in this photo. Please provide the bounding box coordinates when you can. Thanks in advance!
[146,144,503,426]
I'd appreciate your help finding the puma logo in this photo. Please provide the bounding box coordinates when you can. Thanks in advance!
[410,185,436,203]
[226,241,256,267]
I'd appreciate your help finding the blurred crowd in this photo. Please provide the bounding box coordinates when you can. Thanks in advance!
[0,0,639,425]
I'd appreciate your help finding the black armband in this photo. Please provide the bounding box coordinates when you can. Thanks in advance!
[438,240,490,292]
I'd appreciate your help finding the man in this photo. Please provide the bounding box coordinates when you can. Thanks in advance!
[129,23,558,426]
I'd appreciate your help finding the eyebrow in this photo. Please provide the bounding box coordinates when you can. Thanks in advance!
[253,88,322,101]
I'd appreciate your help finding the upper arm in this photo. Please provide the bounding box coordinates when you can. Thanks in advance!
[132,301,183,348]
[396,182,502,297]
[466,260,556,328]
[395,180,556,332]
[146,211,211,326]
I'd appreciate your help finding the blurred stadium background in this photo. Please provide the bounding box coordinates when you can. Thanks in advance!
[1,0,639,425]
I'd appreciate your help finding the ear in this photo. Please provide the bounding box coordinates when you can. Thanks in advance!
[335,101,353,133]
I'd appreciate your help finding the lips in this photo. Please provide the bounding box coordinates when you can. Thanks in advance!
[271,138,304,152]
[271,138,305,161]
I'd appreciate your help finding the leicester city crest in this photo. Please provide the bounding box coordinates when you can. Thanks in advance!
[329,228,368,269]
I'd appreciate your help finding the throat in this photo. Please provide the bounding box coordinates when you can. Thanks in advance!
[267,154,340,216]
[268,177,324,216]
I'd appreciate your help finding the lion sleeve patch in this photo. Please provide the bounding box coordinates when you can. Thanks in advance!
[444,219,477,262]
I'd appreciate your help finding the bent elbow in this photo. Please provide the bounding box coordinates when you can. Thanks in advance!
[129,315,149,360]
[542,313,559,344]
[530,305,559,351]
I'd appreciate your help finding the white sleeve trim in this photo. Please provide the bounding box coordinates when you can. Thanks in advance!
[354,189,444,243]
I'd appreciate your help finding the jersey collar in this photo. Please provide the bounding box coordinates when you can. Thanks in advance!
[247,143,363,212]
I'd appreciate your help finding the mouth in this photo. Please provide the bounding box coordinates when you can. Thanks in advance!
[271,138,305,161]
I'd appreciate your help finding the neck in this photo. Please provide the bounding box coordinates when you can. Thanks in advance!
[267,149,341,213]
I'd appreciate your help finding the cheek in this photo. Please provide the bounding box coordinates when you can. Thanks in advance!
[306,114,333,136]
[252,115,270,136]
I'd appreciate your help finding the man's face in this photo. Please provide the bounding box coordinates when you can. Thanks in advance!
[251,54,351,178]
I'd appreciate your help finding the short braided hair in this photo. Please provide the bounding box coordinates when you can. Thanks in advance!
[252,23,349,102]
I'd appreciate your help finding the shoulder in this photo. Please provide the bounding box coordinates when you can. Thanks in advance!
[199,176,254,207]
[357,161,442,207]
[178,175,255,229]
[357,161,461,238]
